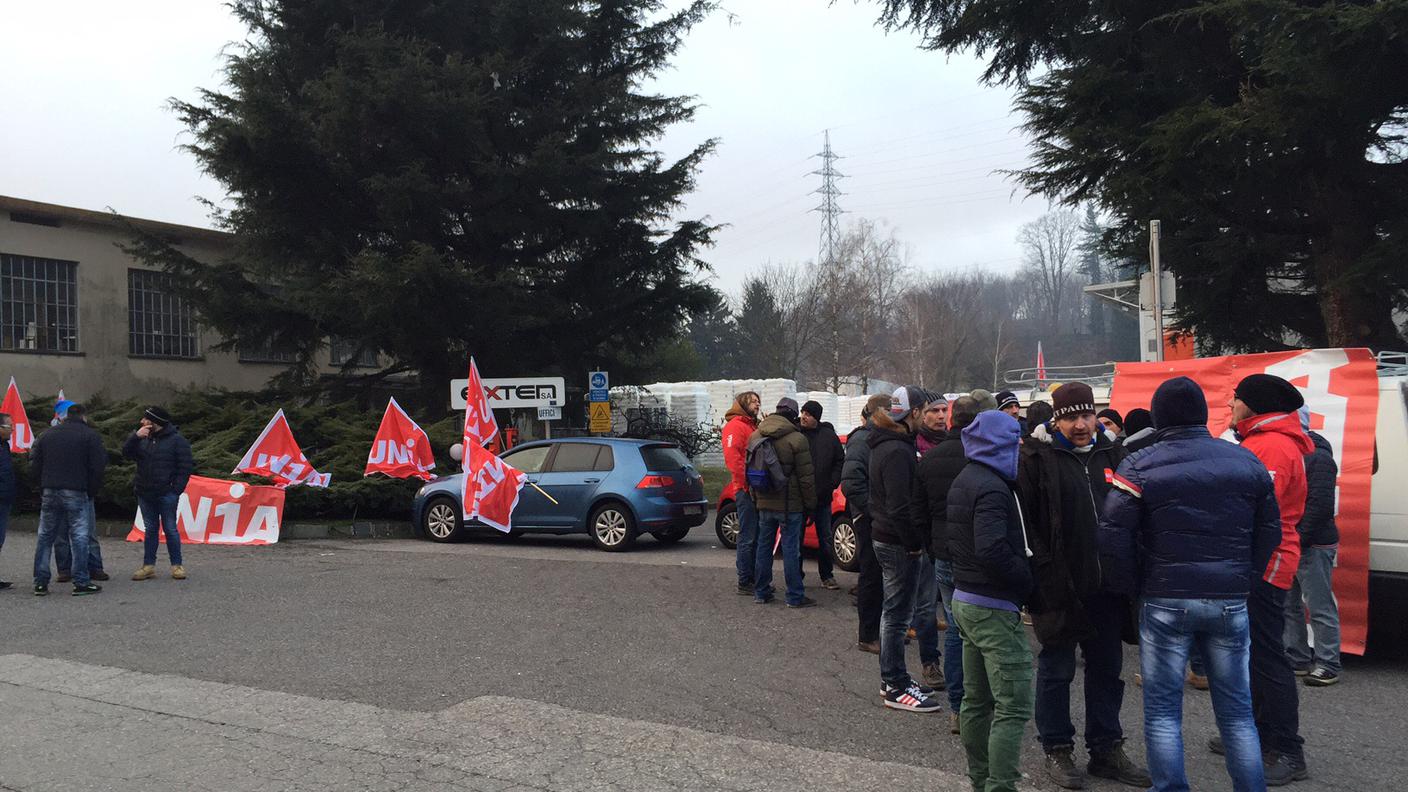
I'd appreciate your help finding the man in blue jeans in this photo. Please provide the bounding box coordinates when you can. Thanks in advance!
[49,399,109,583]
[31,403,108,596]
[1100,377,1283,791]
[1284,409,1342,686]
[747,398,816,608]
[722,392,761,594]
[125,406,194,581]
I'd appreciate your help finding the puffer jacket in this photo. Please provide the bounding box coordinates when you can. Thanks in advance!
[915,435,966,560]
[1237,412,1313,589]
[840,422,873,515]
[122,424,195,496]
[1298,430,1339,547]
[948,412,1032,607]
[747,414,816,513]
[801,421,844,509]
[1017,423,1127,646]
[31,417,107,494]
[1099,425,1282,599]
[867,421,925,551]
[721,409,758,490]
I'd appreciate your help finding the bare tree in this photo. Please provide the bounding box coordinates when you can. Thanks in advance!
[811,219,909,391]
[1018,210,1083,333]
[758,262,826,382]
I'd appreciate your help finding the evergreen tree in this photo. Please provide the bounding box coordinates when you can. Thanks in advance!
[686,287,744,378]
[1077,204,1107,337]
[130,0,719,390]
[879,1,1408,351]
[733,276,786,377]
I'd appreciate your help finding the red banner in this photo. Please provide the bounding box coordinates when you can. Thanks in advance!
[126,475,287,545]
[233,409,331,488]
[1110,348,1379,654]
[462,439,526,532]
[2,378,33,453]
[462,356,499,448]
[364,397,435,480]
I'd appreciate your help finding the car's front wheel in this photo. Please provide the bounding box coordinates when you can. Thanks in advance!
[715,501,739,548]
[831,513,859,572]
[589,502,637,552]
[422,496,465,543]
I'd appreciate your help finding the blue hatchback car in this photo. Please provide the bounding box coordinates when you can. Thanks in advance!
[411,437,708,551]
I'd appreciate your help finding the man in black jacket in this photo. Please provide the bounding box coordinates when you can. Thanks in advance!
[800,400,844,590]
[1284,408,1343,686]
[948,409,1033,792]
[840,394,895,653]
[31,404,107,596]
[0,412,14,590]
[915,394,980,728]
[1018,383,1147,788]
[125,406,194,581]
[869,385,941,713]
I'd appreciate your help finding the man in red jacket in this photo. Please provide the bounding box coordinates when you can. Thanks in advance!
[1222,373,1313,784]
[723,391,761,595]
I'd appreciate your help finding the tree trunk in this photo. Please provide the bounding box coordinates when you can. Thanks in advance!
[1312,212,1401,349]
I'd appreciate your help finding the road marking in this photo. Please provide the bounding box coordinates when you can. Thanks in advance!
[0,654,973,791]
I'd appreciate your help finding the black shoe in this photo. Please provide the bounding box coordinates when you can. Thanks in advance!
[1264,751,1309,785]
[34,584,49,597]
[821,577,841,590]
[786,596,817,609]
[72,583,102,596]
[736,583,753,596]
[1089,742,1151,787]
[56,573,72,583]
[753,595,775,604]
[1209,735,1225,755]
[91,570,111,582]
[1292,663,1312,676]
[1305,668,1339,686]
[0,580,12,590]
[1045,748,1088,789]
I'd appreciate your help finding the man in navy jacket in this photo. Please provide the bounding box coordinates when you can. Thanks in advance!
[1100,377,1281,792]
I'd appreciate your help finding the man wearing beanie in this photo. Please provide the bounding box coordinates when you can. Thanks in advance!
[50,401,108,584]
[799,400,844,590]
[869,385,941,713]
[31,404,107,596]
[1224,373,1313,781]
[1018,382,1147,788]
[124,405,194,581]
[746,397,816,608]
[1099,376,1280,792]
[969,389,999,413]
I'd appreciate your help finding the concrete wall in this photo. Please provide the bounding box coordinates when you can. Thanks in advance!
[0,198,361,402]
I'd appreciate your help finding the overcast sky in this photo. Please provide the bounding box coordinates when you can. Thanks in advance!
[1,1,1045,295]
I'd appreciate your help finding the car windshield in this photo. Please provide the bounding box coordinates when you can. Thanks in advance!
[640,444,689,471]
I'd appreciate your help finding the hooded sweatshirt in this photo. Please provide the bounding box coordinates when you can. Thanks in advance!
[721,401,758,490]
[1237,411,1314,588]
[948,411,1032,608]
[747,413,816,513]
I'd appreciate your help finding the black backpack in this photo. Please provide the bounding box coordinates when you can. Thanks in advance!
[745,435,789,493]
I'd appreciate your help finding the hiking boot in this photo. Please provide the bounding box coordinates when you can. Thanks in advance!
[856,640,880,655]
[72,583,102,596]
[34,584,49,597]
[786,596,817,609]
[821,577,841,590]
[171,565,188,580]
[882,680,942,713]
[56,573,72,583]
[91,570,111,581]
[949,711,961,734]
[921,660,945,690]
[1186,670,1209,690]
[1264,751,1309,785]
[1044,748,1088,789]
[1089,742,1151,787]
[132,565,156,581]
[1304,668,1339,687]
[936,613,948,631]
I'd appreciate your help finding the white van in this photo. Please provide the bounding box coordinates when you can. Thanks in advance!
[1370,365,1408,640]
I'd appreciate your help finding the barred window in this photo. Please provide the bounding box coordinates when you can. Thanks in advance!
[128,269,199,358]
[330,336,378,368]
[238,339,299,364]
[0,253,79,352]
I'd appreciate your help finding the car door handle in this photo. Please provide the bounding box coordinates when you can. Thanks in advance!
[583,478,601,484]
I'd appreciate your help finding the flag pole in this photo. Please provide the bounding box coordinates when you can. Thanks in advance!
[529,481,558,505]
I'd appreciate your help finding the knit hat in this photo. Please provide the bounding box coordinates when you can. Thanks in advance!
[888,385,927,420]
[1096,408,1124,432]
[969,389,999,412]
[774,397,799,419]
[1123,408,1153,435]
[1151,377,1208,429]
[995,390,1020,411]
[1234,373,1304,416]
[144,405,173,427]
[1050,382,1096,421]
[801,400,823,420]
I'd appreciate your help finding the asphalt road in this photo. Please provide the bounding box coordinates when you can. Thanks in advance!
[2,519,1406,791]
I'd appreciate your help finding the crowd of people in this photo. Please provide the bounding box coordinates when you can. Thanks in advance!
[721,375,1344,791]
[0,401,193,595]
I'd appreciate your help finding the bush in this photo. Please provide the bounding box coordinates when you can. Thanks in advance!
[11,391,463,521]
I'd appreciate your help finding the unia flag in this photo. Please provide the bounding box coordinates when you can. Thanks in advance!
[364,397,435,480]
[462,438,526,532]
[234,409,331,488]
[462,356,499,447]
[2,378,33,453]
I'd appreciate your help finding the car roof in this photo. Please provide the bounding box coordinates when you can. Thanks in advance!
[507,437,677,451]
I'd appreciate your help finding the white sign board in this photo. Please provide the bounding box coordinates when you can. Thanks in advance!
[450,377,566,410]
[537,406,562,421]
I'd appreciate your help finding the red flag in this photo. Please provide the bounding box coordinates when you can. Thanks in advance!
[2,378,34,453]
[364,398,435,480]
[233,409,331,488]
[462,356,499,447]
[1036,341,1047,382]
[462,439,526,532]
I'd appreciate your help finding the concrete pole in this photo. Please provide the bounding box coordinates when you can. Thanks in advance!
[1150,220,1164,362]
